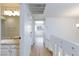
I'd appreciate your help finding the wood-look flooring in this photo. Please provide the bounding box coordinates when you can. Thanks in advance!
[30,37,53,56]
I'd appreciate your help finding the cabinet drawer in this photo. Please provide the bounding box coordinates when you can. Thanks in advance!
[1,49,9,56]
[1,45,9,49]
[1,45,19,56]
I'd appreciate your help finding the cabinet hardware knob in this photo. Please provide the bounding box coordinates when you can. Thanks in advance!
[72,47,74,49]
[72,54,74,56]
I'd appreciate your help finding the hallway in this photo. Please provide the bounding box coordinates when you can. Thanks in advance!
[0,3,79,56]
[30,37,52,56]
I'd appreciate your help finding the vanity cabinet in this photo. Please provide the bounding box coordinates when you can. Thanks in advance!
[1,44,19,56]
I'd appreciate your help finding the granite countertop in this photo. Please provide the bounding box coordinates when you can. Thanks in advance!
[1,39,19,45]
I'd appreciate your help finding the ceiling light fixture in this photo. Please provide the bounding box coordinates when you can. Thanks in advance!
[3,10,20,16]
[76,24,79,29]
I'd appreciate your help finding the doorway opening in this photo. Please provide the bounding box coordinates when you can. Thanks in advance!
[34,20,45,46]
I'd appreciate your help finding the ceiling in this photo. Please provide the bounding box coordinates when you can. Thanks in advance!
[0,3,45,20]
[28,4,45,14]
[1,3,79,18]
[1,3,79,19]
[0,3,45,14]
[28,4,45,20]
[44,3,79,18]
[1,3,19,9]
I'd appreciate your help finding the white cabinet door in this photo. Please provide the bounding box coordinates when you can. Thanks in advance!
[1,44,19,56]
[1,48,10,56]
[10,48,16,56]
[1,45,9,56]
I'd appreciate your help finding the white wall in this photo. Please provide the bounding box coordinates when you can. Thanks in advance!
[76,19,79,41]
[44,17,79,55]
[20,4,33,56]
[31,19,35,45]
[0,4,1,55]
[45,17,78,43]
[44,4,79,56]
